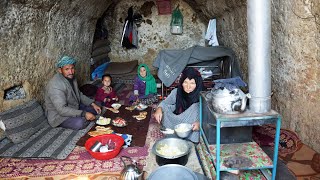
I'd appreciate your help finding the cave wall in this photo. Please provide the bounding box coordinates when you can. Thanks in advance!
[0,0,319,152]
[105,0,206,72]
[0,0,111,111]
[203,0,320,152]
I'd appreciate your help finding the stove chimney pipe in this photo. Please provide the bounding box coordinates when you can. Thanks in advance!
[247,0,271,113]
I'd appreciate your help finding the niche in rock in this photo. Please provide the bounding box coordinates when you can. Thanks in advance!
[3,85,26,100]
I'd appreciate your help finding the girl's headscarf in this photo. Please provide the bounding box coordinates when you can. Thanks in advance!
[137,64,157,95]
[174,67,203,115]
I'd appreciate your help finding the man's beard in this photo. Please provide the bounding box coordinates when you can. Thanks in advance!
[65,74,74,80]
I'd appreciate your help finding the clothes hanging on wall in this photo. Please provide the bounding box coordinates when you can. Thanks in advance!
[205,19,219,46]
[121,7,138,49]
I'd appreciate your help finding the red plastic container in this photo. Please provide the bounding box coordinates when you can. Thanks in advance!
[85,134,124,160]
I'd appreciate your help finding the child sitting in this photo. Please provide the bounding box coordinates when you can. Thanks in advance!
[129,64,158,105]
[95,74,118,107]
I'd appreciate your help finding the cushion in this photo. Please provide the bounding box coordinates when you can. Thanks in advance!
[105,60,138,75]
[80,84,99,98]
[0,99,48,144]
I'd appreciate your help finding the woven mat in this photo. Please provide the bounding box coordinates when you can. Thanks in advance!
[0,123,94,160]
[0,119,161,179]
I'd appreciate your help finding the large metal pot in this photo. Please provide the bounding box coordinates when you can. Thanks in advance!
[152,138,190,166]
[208,87,251,114]
[148,164,198,180]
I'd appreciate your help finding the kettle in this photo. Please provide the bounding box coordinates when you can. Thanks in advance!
[120,156,144,180]
[207,87,251,114]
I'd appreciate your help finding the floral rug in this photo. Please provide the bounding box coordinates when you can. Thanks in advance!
[0,119,161,180]
[253,125,320,180]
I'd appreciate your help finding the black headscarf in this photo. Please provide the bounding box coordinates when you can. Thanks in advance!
[174,67,203,115]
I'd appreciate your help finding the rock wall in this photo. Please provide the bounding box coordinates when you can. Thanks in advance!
[0,0,111,111]
[208,0,320,152]
[0,0,319,152]
[105,0,206,72]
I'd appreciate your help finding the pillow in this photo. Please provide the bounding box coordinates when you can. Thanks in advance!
[0,99,48,144]
[105,60,138,75]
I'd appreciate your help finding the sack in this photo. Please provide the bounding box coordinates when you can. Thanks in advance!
[170,6,183,34]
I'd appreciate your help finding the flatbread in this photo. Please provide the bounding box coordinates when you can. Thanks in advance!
[106,107,119,113]
[133,112,147,120]
[88,126,113,137]
[125,106,136,111]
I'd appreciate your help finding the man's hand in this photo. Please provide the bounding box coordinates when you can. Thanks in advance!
[85,112,96,121]
[91,103,101,114]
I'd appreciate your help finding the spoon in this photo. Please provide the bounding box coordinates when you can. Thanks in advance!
[159,118,166,131]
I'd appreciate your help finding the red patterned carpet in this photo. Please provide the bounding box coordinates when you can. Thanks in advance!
[253,125,320,180]
[0,117,162,180]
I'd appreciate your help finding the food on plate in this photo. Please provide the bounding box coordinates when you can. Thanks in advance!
[106,107,119,113]
[96,116,111,125]
[136,103,148,111]
[125,105,136,111]
[111,103,121,110]
[88,126,113,137]
[112,117,127,127]
[140,111,148,116]
[132,111,148,120]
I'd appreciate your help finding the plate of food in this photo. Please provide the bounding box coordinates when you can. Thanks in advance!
[112,117,127,127]
[111,103,121,110]
[136,103,148,111]
[96,116,111,125]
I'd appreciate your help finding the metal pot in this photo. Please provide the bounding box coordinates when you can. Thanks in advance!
[120,156,144,180]
[148,164,198,180]
[207,87,251,114]
[152,138,190,166]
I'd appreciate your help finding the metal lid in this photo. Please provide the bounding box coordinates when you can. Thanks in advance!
[148,164,198,180]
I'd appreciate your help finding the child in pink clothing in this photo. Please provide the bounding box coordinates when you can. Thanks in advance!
[95,74,118,107]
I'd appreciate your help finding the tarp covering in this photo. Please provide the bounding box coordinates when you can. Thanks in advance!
[153,45,242,87]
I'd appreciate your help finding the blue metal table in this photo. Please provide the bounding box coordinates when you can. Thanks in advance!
[199,92,281,180]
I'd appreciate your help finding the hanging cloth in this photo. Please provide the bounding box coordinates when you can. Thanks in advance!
[121,7,138,49]
[205,19,219,46]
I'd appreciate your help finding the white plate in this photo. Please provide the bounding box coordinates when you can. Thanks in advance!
[136,103,148,111]
[96,117,111,125]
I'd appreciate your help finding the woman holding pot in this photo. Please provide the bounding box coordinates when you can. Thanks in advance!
[154,67,203,143]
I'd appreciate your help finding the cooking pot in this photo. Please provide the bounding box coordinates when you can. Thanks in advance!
[120,156,144,180]
[152,137,190,166]
[148,164,198,180]
[207,87,251,114]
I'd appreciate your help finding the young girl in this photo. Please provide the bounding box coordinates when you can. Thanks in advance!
[95,74,118,107]
[129,64,158,105]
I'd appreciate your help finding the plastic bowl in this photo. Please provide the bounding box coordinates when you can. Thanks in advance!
[85,134,124,160]
[174,123,192,138]
[111,103,122,110]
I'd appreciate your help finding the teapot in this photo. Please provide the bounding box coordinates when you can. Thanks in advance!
[207,87,251,114]
[120,156,144,180]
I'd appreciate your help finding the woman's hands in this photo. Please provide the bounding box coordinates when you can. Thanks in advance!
[192,121,200,131]
[153,107,163,124]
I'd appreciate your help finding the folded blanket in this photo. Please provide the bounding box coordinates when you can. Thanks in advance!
[0,122,94,159]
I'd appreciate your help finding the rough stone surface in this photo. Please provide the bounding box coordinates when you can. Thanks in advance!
[215,0,320,152]
[0,0,111,111]
[105,0,206,72]
[0,0,319,152]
